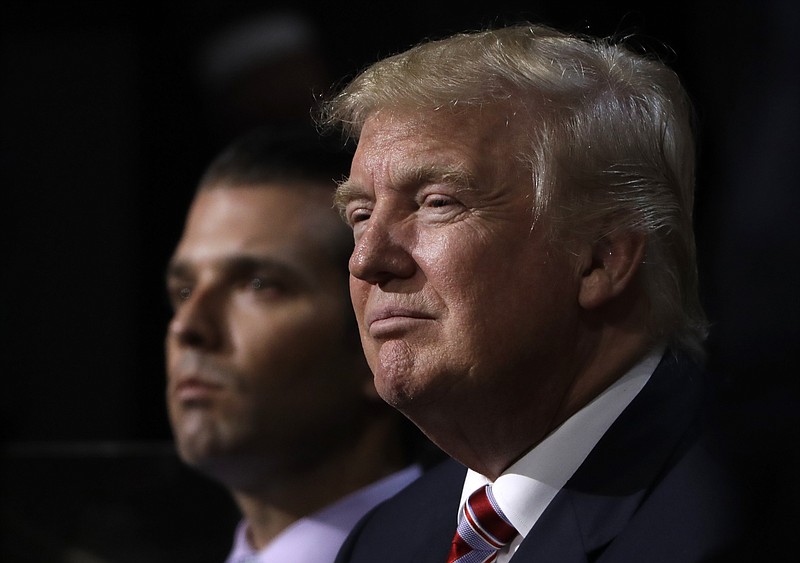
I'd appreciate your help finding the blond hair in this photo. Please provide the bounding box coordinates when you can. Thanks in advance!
[323,24,707,357]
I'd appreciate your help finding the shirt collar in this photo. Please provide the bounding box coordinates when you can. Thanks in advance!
[227,464,422,563]
[459,346,664,537]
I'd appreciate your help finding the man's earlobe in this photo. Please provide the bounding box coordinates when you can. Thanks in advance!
[578,231,646,310]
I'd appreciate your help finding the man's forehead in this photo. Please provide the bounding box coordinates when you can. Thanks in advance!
[358,107,479,142]
[360,102,523,139]
[340,109,517,194]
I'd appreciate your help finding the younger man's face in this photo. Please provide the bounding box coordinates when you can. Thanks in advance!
[165,184,367,482]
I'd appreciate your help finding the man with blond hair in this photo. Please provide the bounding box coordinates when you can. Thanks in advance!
[325,23,747,562]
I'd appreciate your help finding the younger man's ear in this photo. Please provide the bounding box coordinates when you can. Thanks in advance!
[577,230,646,310]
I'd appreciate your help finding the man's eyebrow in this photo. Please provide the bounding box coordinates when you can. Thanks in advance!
[398,163,475,191]
[334,163,475,213]
[165,255,299,282]
[334,178,363,215]
[221,255,290,275]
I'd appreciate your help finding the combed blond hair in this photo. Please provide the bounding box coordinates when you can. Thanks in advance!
[322,24,708,358]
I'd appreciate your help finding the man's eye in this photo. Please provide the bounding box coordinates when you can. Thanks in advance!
[421,194,460,210]
[250,277,284,292]
[348,207,371,225]
[166,284,192,309]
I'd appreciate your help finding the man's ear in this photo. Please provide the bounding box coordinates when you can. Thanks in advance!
[578,230,646,310]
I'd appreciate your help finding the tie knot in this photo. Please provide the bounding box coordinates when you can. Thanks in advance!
[447,485,519,563]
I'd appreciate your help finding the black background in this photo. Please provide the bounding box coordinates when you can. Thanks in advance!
[2,0,798,560]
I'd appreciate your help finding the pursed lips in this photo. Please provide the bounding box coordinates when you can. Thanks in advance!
[171,373,226,403]
[364,306,434,337]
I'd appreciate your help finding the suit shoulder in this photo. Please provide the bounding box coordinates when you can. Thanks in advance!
[335,459,465,563]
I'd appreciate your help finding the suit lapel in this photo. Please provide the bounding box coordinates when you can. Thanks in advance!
[337,457,466,563]
[417,460,467,562]
[512,352,705,561]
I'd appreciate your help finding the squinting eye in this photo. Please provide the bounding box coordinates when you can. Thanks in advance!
[422,194,457,209]
[428,198,451,207]
[179,287,191,301]
[348,208,371,225]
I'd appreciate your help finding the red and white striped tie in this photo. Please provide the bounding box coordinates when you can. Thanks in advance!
[447,484,519,563]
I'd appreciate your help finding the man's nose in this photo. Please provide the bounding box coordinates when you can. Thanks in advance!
[167,286,223,350]
[349,215,416,286]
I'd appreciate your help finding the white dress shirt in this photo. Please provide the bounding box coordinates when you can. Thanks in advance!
[226,464,421,563]
[458,347,664,562]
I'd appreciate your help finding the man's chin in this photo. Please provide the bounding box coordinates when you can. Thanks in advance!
[176,436,223,468]
[172,413,232,467]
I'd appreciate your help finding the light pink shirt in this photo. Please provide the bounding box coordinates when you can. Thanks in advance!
[225,465,421,563]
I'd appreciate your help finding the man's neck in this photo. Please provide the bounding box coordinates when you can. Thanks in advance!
[230,415,407,550]
[411,329,654,480]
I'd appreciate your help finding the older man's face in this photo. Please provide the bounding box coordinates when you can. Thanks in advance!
[338,109,586,418]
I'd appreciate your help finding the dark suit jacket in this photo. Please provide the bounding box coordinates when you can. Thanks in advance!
[335,352,750,562]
